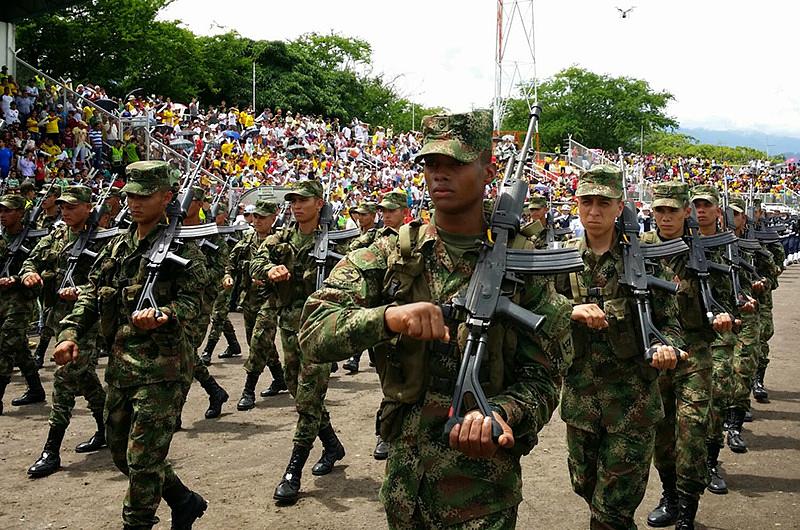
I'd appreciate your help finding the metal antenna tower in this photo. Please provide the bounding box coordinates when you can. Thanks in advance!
[494,0,538,131]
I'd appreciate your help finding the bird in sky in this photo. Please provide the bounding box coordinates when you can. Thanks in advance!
[616,6,635,18]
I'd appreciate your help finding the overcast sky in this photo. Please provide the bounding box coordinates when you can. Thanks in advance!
[159,0,799,137]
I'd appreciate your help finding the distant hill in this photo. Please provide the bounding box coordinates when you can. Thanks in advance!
[679,127,800,159]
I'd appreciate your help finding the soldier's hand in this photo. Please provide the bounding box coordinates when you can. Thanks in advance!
[222,275,234,289]
[253,279,265,287]
[268,265,291,283]
[571,304,608,329]
[0,276,17,288]
[650,344,686,370]
[449,410,515,459]
[22,272,43,288]
[384,302,450,342]
[751,280,766,294]
[741,296,758,314]
[58,287,80,301]
[131,308,169,330]
[54,340,79,365]
[712,312,734,333]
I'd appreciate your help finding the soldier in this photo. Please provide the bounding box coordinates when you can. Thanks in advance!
[54,161,207,530]
[691,184,756,494]
[232,199,287,411]
[105,186,123,221]
[299,110,573,528]
[250,180,347,504]
[32,185,63,367]
[555,165,685,530]
[643,182,735,528]
[520,194,549,249]
[181,186,229,420]
[21,186,109,477]
[0,194,46,413]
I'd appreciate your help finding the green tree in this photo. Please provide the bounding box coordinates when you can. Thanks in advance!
[643,131,775,164]
[503,66,678,152]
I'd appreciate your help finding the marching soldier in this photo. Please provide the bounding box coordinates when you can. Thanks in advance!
[21,186,109,477]
[299,110,573,527]
[54,161,208,530]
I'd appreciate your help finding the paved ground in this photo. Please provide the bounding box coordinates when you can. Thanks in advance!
[1,268,799,529]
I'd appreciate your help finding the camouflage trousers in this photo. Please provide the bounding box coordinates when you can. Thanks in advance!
[732,313,761,411]
[653,364,712,496]
[567,424,654,530]
[105,382,186,528]
[0,300,38,378]
[205,288,233,345]
[244,306,280,375]
[49,344,105,429]
[279,312,333,449]
[386,503,518,530]
[243,305,258,345]
[707,343,735,448]
[757,305,774,372]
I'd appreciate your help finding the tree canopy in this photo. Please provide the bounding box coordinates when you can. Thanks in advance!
[643,131,775,164]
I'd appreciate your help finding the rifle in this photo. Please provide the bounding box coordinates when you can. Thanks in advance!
[617,149,688,363]
[59,185,117,290]
[133,143,212,316]
[209,177,233,219]
[1,179,57,277]
[311,180,360,290]
[442,106,584,442]
[720,169,757,306]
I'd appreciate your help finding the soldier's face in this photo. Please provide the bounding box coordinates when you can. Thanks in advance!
[654,205,689,239]
[693,200,718,229]
[530,207,547,223]
[359,212,376,229]
[380,207,406,230]
[59,202,92,230]
[734,211,747,231]
[0,206,24,228]
[423,154,494,215]
[252,213,275,235]
[42,195,57,209]
[577,195,623,238]
[291,196,323,224]
[127,190,172,225]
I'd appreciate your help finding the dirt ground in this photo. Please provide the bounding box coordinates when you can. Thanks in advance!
[1,268,799,529]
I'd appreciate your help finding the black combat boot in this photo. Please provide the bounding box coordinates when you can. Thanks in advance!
[76,411,107,453]
[646,473,678,527]
[34,338,50,369]
[218,323,241,358]
[28,425,66,478]
[706,444,728,494]
[274,444,311,504]
[744,410,753,422]
[236,372,259,411]
[201,376,229,419]
[726,408,748,453]
[675,493,699,530]
[342,353,361,374]
[373,436,389,460]
[330,362,338,374]
[752,367,769,403]
[0,375,10,415]
[312,424,346,476]
[260,363,288,397]
[199,338,217,366]
[163,476,208,529]
[12,372,46,406]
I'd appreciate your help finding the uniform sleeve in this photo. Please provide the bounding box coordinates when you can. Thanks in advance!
[226,236,246,277]
[651,264,686,351]
[20,231,52,277]
[164,243,207,325]
[299,242,394,364]
[57,238,106,344]
[249,234,280,281]
[488,277,571,436]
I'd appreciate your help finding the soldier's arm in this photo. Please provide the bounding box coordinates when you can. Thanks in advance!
[19,231,51,277]
[487,278,571,439]
[651,264,686,351]
[225,236,246,277]
[163,244,208,324]
[249,234,280,280]
[299,244,392,364]
[57,239,107,343]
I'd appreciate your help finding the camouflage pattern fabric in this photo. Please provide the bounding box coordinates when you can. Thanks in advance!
[707,341,735,448]
[555,233,684,529]
[379,190,409,210]
[574,165,623,199]
[756,241,783,372]
[105,382,185,528]
[690,185,720,206]
[299,220,570,527]
[227,229,272,340]
[414,109,493,164]
[388,504,517,530]
[0,229,39,379]
[205,287,233,345]
[121,160,172,195]
[731,310,760,411]
[284,179,323,200]
[244,305,280,375]
[651,181,689,210]
[348,227,380,253]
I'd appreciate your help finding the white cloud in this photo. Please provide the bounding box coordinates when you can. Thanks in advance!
[158,0,800,136]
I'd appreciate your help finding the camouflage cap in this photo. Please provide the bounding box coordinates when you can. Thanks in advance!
[378,190,408,210]
[729,196,746,214]
[354,201,378,214]
[122,161,172,195]
[107,186,122,197]
[190,186,205,201]
[651,181,689,209]
[690,184,719,206]
[39,185,61,198]
[56,185,92,205]
[285,179,323,201]
[0,194,26,210]
[575,165,623,199]
[528,194,547,209]
[253,199,278,216]
[414,110,493,164]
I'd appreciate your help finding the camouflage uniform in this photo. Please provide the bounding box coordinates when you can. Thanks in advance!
[32,187,62,363]
[347,201,380,252]
[756,237,784,381]
[57,162,208,529]
[0,194,43,413]
[300,110,572,527]
[21,187,107,431]
[556,167,685,530]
